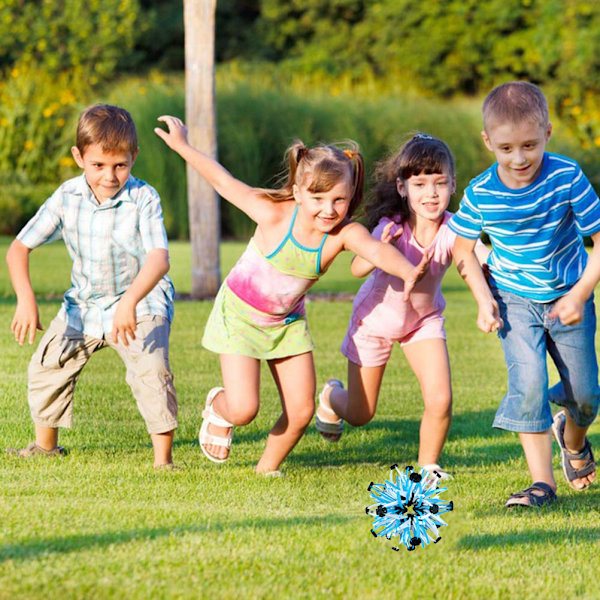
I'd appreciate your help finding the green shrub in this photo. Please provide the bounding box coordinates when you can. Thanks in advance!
[0,0,141,81]
[106,72,188,239]
[3,69,598,240]
[0,63,85,184]
[0,174,56,235]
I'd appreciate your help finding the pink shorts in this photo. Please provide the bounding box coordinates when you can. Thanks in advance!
[341,316,447,367]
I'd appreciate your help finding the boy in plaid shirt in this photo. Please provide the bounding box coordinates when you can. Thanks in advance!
[6,104,178,468]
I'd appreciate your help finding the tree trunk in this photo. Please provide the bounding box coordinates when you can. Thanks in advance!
[184,0,220,298]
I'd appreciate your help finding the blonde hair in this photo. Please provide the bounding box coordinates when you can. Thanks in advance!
[76,104,138,155]
[262,140,365,219]
[482,81,549,131]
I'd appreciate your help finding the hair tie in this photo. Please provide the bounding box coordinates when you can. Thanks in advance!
[344,149,354,159]
[412,133,434,141]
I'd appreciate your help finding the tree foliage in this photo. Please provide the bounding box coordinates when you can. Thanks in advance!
[0,0,141,81]
[248,0,600,146]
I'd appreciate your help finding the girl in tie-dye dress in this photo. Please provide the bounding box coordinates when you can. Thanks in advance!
[155,116,430,474]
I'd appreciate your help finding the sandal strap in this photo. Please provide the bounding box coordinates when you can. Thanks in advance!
[202,407,233,429]
[565,439,596,478]
[200,430,232,449]
[506,482,556,507]
[564,437,594,461]
[553,411,596,483]
[317,379,344,417]
[315,414,344,435]
[317,402,339,417]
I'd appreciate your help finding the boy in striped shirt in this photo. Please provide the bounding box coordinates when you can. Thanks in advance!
[6,104,178,468]
[451,82,600,507]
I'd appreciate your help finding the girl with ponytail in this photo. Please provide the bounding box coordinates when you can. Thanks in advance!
[156,117,429,473]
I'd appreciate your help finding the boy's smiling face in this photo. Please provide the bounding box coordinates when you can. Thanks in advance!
[71,143,138,203]
[481,120,552,189]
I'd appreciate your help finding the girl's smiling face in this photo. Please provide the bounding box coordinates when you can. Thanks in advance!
[397,170,455,225]
[293,178,352,233]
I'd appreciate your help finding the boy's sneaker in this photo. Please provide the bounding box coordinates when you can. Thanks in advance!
[6,442,66,457]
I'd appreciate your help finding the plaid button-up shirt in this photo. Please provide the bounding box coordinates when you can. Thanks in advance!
[18,174,175,338]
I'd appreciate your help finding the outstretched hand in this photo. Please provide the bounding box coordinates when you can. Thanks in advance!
[154,115,188,152]
[402,247,432,301]
[380,221,403,244]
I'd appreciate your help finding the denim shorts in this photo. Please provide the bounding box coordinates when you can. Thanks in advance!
[492,287,600,432]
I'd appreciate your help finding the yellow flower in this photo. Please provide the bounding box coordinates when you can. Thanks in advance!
[594,137,600,148]
[60,90,76,105]
[139,86,147,95]
[43,107,54,118]
[571,106,582,116]
[59,156,74,167]
[24,140,35,151]
[57,118,65,127]
[10,68,20,78]
[0,117,8,127]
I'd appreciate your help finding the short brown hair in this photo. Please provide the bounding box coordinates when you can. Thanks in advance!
[76,104,138,154]
[482,81,549,131]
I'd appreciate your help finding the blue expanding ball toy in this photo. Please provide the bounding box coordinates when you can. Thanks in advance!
[366,464,454,551]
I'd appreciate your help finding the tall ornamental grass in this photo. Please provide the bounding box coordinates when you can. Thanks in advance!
[107,72,489,239]
[3,68,596,240]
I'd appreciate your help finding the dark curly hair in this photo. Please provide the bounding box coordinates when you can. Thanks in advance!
[362,134,455,231]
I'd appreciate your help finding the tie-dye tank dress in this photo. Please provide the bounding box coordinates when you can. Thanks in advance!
[202,206,327,359]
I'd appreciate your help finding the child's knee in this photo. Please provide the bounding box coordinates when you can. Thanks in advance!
[572,388,600,425]
[347,409,375,427]
[292,402,315,428]
[228,402,260,426]
[424,393,452,418]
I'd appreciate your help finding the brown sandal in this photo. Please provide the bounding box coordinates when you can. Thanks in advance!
[505,481,557,508]
[6,442,66,457]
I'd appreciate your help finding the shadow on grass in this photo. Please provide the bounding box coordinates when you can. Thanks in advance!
[457,524,600,549]
[472,488,600,518]
[285,409,524,468]
[0,513,356,563]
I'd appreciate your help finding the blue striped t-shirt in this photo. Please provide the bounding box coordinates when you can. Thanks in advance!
[449,152,600,301]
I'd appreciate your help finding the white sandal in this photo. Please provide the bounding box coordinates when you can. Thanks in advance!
[315,379,345,442]
[199,387,234,463]
[421,463,453,486]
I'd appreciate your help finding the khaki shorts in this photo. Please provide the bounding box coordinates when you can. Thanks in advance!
[28,316,177,434]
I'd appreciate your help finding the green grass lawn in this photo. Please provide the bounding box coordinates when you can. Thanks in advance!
[0,237,599,599]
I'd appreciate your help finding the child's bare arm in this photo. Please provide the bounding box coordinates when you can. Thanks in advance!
[453,235,502,333]
[342,222,430,299]
[6,239,43,345]
[474,238,491,266]
[111,249,170,346]
[154,116,272,224]
[549,230,600,325]
[350,221,402,277]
